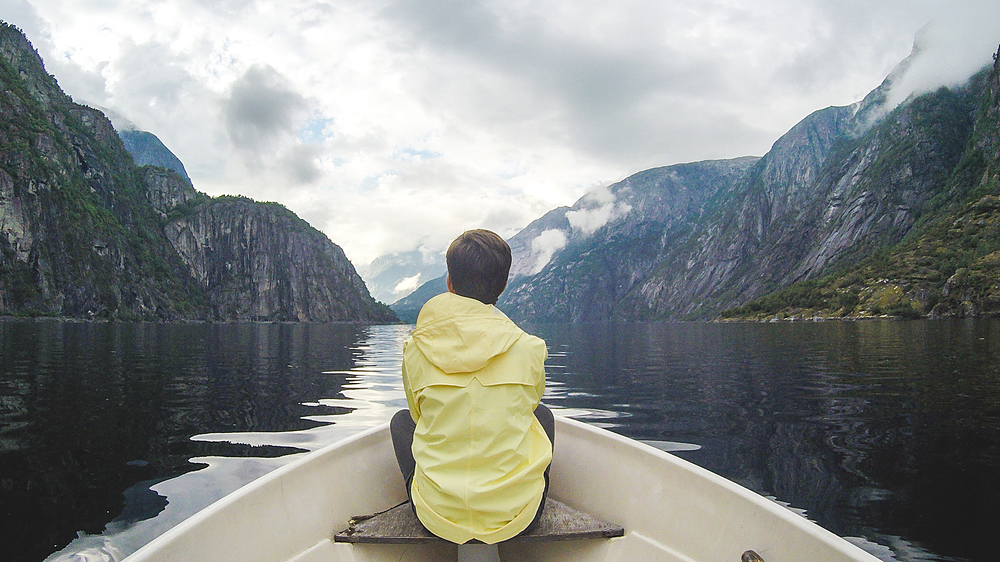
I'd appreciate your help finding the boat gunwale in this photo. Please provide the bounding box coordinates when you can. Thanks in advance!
[122,415,882,562]
[123,422,391,561]
[551,417,880,561]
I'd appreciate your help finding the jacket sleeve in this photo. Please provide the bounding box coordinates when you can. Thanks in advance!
[402,341,420,423]
[534,337,548,402]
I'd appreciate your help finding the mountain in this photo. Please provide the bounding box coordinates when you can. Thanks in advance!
[495,44,1000,322]
[93,106,193,184]
[390,273,447,323]
[359,249,446,305]
[500,157,759,321]
[284,38,1000,325]
[155,181,394,322]
[724,46,1000,320]
[119,130,192,184]
[0,23,395,322]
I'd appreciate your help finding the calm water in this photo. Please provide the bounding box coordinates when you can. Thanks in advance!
[1,320,998,562]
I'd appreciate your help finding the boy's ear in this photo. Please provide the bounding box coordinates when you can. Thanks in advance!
[446,274,455,294]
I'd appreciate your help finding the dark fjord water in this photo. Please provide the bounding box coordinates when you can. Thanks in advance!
[1,320,997,562]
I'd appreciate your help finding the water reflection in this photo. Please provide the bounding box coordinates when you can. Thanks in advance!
[41,324,415,562]
[526,321,1000,562]
[0,321,411,562]
[2,320,998,562]
[192,324,410,450]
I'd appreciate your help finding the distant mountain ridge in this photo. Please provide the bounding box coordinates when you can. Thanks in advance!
[0,23,395,322]
[359,249,446,305]
[119,130,192,184]
[391,274,447,323]
[92,106,193,184]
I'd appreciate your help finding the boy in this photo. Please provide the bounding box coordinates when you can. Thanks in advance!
[391,229,554,545]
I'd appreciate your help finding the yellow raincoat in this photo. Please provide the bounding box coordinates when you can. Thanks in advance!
[402,292,551,544]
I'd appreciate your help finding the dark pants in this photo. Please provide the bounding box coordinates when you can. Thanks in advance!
[390,403,555,532]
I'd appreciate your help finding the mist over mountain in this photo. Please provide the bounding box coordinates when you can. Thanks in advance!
[358,249,446,305]
[499,44,1000,321]
[0,24,394,322]
[391,42,1000,323]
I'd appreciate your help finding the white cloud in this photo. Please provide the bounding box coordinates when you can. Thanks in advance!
[6,0,997,268]
[565,201,633,235]
[417,244,445,265]
[565,185,632,235]
[529,229,568,274]
[393,273,422,295]
[885,1,1000,108]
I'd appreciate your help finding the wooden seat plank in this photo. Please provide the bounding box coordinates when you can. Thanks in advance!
[334,498,624,544]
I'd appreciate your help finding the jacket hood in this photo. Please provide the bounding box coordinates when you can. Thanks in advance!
[409,292,524,374]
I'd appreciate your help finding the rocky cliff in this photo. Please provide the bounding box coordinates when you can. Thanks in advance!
[726,44,1000,320]
[0,24,203,319]
[0,23,394,322]
[162,190,390,322]
[499,44,1000,322]
[501,157,759,321]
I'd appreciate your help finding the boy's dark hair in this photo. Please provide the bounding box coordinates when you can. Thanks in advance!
[446,230,511,305]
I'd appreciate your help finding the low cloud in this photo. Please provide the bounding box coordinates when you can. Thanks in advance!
[565,186,632,235]
[886,2,1000,108]
[280,144,323,185]
[418,244,444,265]
[528,229,568,274]
[394,273,422,295]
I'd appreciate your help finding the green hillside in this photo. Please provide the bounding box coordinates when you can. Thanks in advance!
[723,54,1000,321]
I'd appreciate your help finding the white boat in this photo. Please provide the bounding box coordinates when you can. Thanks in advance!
[123,416,882,562]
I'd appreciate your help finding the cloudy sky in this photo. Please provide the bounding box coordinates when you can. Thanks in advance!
[4,0,999,269]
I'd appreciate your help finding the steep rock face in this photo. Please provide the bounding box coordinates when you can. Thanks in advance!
[0,24,394,322]
[0,25,205,318]
[786,86,976,278]
[725,45,1000,320]
[500,48,995,322]
[164,193,391,322]
[631,105,858,319]
[651,81,977,318]
[141,167,202,218]
[500,157,758,321]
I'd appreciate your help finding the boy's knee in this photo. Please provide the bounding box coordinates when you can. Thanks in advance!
[391,409,414,433]
[390,409,417,485]
[534,403,554,445]
[534,403,552,421]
